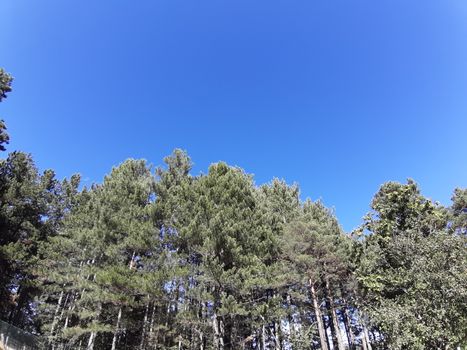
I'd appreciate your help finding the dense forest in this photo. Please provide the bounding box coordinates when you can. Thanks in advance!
[0,68,466,349]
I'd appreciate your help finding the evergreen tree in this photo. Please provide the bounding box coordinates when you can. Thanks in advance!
[0,68,13,150]
[449,188,467,234]
[0,151,75,331]
[40,159,159,349]
[1,70,464,350]
[0,68,12,102]
[356,180,466,349]
[282,200,352,350]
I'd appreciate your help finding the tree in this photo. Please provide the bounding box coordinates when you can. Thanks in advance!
[281,200,353,350]
[188,162,272,349]
[449,188,467,234]
[0,68,13,151]
[0,68,12,102]
[356,180,466,349]
[39,159,160,349]
[0,151,76,331]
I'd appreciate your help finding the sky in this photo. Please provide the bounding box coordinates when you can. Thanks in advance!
[1,0,466,231]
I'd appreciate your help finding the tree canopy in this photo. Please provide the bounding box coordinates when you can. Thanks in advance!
[0,68,465,349]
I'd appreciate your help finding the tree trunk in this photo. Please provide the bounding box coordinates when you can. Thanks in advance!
[50,290,64,336]
[86,331,96,350]
[273,321,282,349]
[113,252,135,348]
[162,298,172,345]
[361,333,368,350]
[197,299,205,350]
[362,324,372,350]
[325,278,345,350]
[356,311,372,350]
[83,259,99,350]
[140,298,150,350]
[342,306,355,349]
[111,307,123,350]
[63,292,77,331]
[219,318,225,349]
[148,303,157,348]
[7,285,21,325]
[213,311,222,350]
[212,312,224,350]
[310,280,328,350]
[261,323,267,350]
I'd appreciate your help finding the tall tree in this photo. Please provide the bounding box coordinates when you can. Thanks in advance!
[282,200,352,350]
[40,159,160,349]
[0,151,76,330]
[356,180,466,349]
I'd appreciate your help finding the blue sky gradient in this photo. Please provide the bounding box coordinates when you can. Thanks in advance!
[1,0,466,231]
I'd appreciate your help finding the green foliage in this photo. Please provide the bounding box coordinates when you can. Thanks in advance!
[0,71,464,349]
[357,180,467,349]
[449,188,467,233]
[0,68,12,102]
[0,68,13,151]
[0,151,78,330]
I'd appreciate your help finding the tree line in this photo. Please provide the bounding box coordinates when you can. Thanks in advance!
[0,68,465,349]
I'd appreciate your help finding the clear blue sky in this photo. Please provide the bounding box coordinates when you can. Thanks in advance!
[1,0,466,231]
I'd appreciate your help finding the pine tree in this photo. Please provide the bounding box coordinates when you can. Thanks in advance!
[281,200,352,350]
[0,151,75,331]
[40,159,160,349]
[0,68,13,150]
